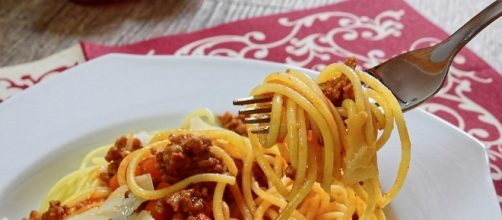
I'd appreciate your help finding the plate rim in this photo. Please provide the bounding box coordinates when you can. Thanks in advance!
[0,54,498,218]
[2,53,489,150]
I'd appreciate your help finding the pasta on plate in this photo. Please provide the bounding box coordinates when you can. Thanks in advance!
[24,58,410,220]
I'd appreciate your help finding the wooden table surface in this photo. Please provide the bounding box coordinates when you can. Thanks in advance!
[1,0,500,72]
[0,0,336,67]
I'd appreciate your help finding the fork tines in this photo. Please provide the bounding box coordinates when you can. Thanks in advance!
[233,95,273,134]
[238,105,272,115]
[250,126,270,133]
[233,95,272,105]
[244,115,271,123]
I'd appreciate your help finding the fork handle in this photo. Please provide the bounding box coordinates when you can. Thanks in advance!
[431,1,502,62]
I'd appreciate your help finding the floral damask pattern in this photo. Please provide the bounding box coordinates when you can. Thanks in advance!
[176,10,405,69]
[1,1,501,205]
[0,63,78,103]
[175,9,502,203]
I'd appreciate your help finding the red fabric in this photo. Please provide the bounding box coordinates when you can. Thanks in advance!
[8,0,502,206]
[82,0,502,206]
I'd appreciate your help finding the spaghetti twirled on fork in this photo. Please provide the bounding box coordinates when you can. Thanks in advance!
[26,59,410,220]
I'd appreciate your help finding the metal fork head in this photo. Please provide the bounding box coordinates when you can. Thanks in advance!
[365,46,450,111]
[233,95,273,133]
[366,0,502,112]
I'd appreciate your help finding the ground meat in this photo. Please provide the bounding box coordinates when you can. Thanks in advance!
[344,56,357,69]
[188,213,212,220]
[156,133,226,184]
[319,57,357,106]
[24,201,69,220]
[319,75,354,106]
[252,163,267,187]
[101,136,143,182]
[217,112,248,136]
[166,183,213,219]
[284,164,296,179]
[233,159,267,187]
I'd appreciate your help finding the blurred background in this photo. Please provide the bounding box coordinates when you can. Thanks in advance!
[1,0,502,211]
[0,0,501,72]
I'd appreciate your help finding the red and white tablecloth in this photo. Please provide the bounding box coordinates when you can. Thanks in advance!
[1,0,501,207]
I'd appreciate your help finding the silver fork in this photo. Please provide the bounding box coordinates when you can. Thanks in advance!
[233,95,273,133]
[234,1,502,132]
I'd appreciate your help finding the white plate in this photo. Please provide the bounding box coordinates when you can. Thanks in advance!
[0,55,499,219]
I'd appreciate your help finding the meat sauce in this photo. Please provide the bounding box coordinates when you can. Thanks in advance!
[217,112,247,136]
[24,201,69,220]
[154,133,227,219]
[26,57,358,219]
[101,136,143,182]
[319,57,357,107]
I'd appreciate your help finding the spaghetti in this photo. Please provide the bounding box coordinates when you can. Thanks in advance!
[26,59,411,220]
